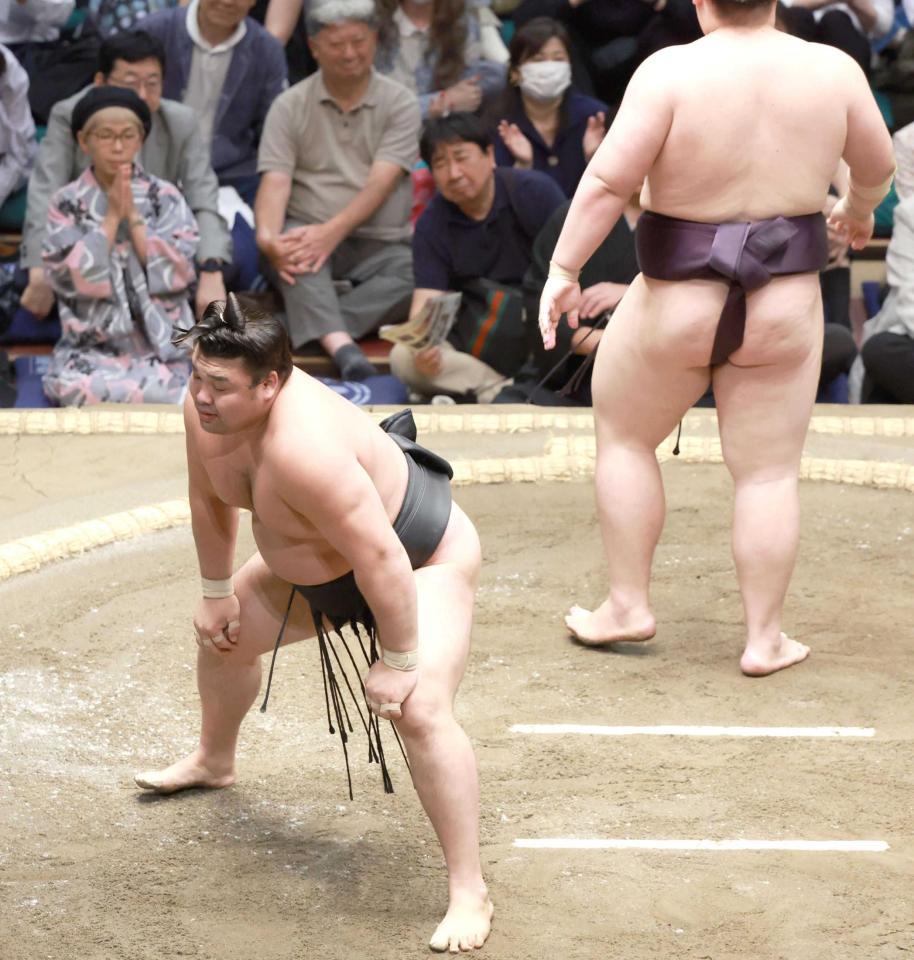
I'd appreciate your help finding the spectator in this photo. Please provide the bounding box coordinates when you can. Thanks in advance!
[858,195,914,403]
[516,194,639,404]
[488,17,606,198]
[634,0,702,62]
[255,0,419,380]
[0,0,75,52]
[472,0,510,67]
[260,0,319,84]
[892,121,914,202]
[19,31,230,325]
[88,0,178,38]
[389,112,565,402]
[778,0,894,72]
[140,0,287,203]
[262,0,305,44]
[42,87,198,406]
[374,0,506,119]
[0,0,100,126]
[511,0,700,104]
[0,44,37,222]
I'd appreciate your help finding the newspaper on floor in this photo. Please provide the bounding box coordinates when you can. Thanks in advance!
[379,292,462,350]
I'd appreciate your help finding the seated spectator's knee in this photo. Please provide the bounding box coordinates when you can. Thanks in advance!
[389,245,414,282]
[389,343,422,386]
[861,332,895,376]
[822,322,857,373]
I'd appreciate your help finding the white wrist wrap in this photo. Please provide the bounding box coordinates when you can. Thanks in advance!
[548,259,580,283]
[381,647,419,671]
[202,577,234,599]
[849,169,895,201]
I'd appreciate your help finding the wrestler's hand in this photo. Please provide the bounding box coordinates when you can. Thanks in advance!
[827,197,874,251]
[193,595,241,654]
[364,660,417,721]
[539,276,581,350]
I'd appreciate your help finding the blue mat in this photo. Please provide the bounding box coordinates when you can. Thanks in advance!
[862,281,883,319]
[817,372,849,404]
[13,355,54,408]
[315,374,407,406]
[0,306,61,345]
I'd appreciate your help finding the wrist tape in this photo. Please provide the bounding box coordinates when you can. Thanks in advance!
[849,169,895,202]
[202,577,234,599]
[548,259,580,283]
[380,647,419,671]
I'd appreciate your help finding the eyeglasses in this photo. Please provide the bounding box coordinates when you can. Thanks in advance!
[91,129,141,145]
[108,76,162,93]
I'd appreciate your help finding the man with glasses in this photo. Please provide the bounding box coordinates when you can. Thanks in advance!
[19,30,231,324]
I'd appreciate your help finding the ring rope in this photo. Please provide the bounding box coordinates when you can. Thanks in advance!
[4,407,914,439]
[0,500,190,582]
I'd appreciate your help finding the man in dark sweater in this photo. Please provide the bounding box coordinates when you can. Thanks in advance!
[389,113,565,402]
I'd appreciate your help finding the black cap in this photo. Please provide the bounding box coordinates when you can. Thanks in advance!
[70,86,152,138]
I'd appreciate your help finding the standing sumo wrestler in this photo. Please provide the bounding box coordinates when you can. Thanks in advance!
[135,295,492,953]
[540,0,894,675]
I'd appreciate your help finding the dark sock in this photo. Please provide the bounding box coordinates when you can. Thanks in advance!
[333,343,377,381]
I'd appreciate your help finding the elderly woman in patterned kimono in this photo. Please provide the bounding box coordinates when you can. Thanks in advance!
[41,86,199,406]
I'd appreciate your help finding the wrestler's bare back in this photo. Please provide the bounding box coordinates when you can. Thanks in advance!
[586,25,892,361]
[185,368,410,585]
[640,30,862,222]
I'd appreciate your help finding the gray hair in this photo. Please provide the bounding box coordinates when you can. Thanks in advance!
[305,0,379,36]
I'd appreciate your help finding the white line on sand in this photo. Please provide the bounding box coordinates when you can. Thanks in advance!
[510,725,875,738]
[514,839,889,852]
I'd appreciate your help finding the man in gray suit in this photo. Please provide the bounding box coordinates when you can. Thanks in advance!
[19,31,231,322]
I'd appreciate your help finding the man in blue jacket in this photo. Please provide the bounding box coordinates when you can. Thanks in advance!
[140,0,287,204]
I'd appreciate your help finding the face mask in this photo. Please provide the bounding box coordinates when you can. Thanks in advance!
[518,60,572,102]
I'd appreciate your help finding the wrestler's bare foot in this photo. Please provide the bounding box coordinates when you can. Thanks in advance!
[565,599,656,647]
[740,633,810,677]
[428,888,494,953]
[134,749,235,795]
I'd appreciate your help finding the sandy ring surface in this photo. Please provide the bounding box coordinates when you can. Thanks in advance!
[3,438,914,583]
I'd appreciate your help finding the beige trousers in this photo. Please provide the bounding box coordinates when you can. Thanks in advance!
[389,342,509,404]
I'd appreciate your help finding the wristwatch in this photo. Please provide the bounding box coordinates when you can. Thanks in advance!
[197,258,226,274]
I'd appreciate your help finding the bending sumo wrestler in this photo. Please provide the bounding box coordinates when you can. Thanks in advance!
[134,295,493,953]
[539,0,895,676]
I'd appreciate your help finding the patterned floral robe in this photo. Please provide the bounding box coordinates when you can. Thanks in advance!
[42,164,199,406]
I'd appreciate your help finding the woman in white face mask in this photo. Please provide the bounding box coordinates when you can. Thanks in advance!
[487,16,608,197]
